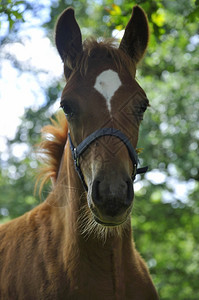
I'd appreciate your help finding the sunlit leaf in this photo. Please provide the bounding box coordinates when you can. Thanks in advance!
[151,10,165,27]
[109,4,122,16]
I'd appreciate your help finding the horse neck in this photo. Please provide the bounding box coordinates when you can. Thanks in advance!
[78,224,135,267]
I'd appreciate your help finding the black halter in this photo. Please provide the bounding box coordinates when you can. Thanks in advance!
[68,127,148,191]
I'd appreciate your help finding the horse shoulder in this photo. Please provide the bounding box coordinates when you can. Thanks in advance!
[126,247,159,299]
[0,202,68,299]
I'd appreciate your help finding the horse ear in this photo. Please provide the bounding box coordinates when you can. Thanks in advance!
[55,8,83,77]
[119,5,149,64]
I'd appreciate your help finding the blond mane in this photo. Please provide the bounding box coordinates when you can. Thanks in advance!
[36,111,67,193]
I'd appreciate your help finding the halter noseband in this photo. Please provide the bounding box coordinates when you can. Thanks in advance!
[68,128,148,191]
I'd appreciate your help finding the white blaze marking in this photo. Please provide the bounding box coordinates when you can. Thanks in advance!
[94,69,121,113]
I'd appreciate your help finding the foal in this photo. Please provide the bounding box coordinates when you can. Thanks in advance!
[0,5,159,299]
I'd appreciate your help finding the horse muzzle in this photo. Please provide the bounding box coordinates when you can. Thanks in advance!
[89,175,134,226]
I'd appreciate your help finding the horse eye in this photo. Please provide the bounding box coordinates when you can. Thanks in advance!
[140,103,148,113]
[60,103,74,117]
[139,100,149,113]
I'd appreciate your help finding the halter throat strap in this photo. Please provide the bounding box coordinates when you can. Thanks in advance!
[68,128,148,191]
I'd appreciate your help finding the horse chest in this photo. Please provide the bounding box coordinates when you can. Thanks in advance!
[65,254,127,300]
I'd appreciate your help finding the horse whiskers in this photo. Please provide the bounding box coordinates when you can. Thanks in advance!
[77,204,129,243]
[46,184,129,243]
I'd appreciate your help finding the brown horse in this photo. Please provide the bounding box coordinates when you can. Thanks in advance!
[0,5,159,299]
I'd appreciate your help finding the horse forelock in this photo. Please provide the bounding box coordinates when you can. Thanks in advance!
[36,111,68,194]
[64,38,136,80]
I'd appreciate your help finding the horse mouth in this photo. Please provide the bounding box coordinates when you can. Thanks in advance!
[88,194,133,227]
[91,206,131,227]
[93,216,126,227]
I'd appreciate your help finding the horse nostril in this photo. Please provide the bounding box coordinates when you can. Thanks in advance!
[125,179,134,205]
[92,179,101,204]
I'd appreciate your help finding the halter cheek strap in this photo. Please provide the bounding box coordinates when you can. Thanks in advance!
[68,128,148,191]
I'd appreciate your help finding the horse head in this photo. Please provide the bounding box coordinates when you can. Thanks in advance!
[55,6,149,227]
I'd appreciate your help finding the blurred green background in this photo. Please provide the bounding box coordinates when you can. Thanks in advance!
[0,0,199,298]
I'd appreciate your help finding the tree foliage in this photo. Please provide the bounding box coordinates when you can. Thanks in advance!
[0,0,199,298]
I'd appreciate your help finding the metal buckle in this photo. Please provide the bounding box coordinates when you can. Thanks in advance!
[74,148,79,167]
[131,163,137,181]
